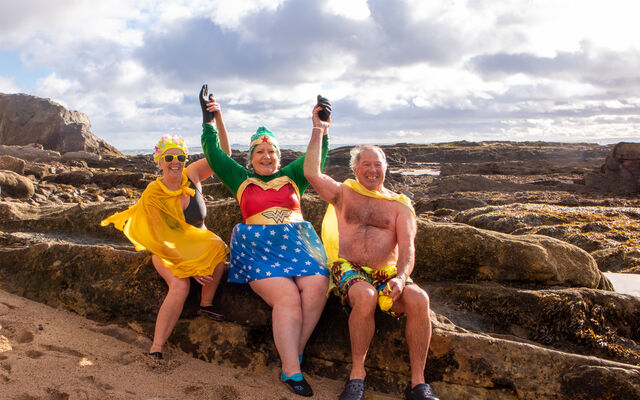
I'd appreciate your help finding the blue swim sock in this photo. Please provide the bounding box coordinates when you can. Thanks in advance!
[281,371,303,382]
[299,354,303,364]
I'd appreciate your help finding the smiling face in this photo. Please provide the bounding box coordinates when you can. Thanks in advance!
[353,149,387,191]
[158,148,186,179]
[250,143,280,176]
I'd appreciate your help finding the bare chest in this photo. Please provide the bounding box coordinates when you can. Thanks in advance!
[340,193,396,230]
[336,192,399,266]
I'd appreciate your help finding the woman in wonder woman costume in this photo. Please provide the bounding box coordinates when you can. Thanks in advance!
[200,86,331,397]
[101,93,233,361]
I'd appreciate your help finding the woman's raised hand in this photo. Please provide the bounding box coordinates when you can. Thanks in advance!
[199,84,216,124]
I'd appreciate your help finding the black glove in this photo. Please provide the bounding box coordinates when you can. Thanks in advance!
[200,84,215,123]
[317,95,332,122]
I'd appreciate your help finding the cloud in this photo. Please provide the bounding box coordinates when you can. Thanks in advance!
[469,44,640,89]
[2,0,640,150]
[0,76,20,94]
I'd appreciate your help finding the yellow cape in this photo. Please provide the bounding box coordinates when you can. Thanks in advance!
[101,171,228,278]
[321,178,415,265]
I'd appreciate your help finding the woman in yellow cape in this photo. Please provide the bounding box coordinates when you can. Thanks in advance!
[102,124,231,360]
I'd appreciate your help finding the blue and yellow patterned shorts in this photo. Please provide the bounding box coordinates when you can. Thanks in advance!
[330,258,413,318]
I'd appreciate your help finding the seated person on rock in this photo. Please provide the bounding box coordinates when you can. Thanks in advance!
[101,100,232,360]
[304,121,439,400]
[200,86,330,397]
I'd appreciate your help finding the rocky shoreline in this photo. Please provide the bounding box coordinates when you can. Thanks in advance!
[1,93,639,399]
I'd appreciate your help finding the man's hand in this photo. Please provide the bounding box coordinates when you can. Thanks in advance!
[200,84,216,124]
[312,105,331,131]
[387,276,406,302]
[193,275,214,285]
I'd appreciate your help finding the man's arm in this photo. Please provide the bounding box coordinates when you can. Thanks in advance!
[304,106,341,204]
[388,205,417,301]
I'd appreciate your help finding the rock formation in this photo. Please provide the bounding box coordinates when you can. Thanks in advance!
[0,93,122,158]
[455,203,640,274]
[0,91,638,399]
[586,142,640,194]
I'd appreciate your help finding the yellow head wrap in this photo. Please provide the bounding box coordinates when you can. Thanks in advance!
[153,134,189,161]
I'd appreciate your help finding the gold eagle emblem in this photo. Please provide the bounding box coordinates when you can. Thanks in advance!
[262,209,292,224]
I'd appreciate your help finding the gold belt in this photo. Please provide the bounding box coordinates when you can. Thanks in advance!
[245,207,304,225]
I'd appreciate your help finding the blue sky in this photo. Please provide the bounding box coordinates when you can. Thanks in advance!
[1,0,639,151]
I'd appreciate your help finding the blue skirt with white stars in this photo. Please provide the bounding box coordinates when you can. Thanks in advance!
[228,221,329,283]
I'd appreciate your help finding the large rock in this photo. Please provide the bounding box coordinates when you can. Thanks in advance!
[414,219,612,290]
[0,170,35,198]
[0,143,62,162]
[0,155,25,175]
[586,142,640,194]
[0,199,611,290]
[0,93,122,157]
[455,203,640,274]
[426,282,640,365]
[0,232,638,399]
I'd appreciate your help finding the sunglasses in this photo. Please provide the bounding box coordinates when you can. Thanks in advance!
[163,154,186,163]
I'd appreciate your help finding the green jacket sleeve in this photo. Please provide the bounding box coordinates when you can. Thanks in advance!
[201,123,247,196]
[282,133,329,196]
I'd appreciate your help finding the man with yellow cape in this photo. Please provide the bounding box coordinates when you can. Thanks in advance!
[304,120,438,400]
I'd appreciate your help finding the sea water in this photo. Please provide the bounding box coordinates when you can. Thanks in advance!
[603,273,640,298]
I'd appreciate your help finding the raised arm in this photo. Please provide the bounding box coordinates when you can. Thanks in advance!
[200,84,231,156]
[199,85,247,196]
[185,158,214,184]
[304,106,341,204]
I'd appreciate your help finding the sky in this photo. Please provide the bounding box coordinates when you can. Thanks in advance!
[1,0,639,151]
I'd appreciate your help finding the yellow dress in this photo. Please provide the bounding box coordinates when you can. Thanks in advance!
[101,171,228,278]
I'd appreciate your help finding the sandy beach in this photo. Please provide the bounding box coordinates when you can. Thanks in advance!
[0,289,361,400]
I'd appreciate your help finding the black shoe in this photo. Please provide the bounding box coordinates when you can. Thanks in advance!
[405,383,439,400]
[148,352,163,361]
[282,374,313,397]
[198,305,225,321]
[339,378,366,400]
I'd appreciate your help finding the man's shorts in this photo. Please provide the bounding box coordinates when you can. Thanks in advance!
[330,258,413,318]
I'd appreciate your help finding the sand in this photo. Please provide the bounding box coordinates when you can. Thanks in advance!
[0,289,360,400]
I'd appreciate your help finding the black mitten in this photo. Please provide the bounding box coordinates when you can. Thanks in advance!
[200,84,215,123]
[317,95,332,122]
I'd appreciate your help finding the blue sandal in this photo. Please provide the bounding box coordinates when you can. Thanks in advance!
[281,372,313,397]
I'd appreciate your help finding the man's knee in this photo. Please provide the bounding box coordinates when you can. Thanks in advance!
[402,285,430,314]
[347,282,378,312]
